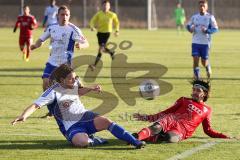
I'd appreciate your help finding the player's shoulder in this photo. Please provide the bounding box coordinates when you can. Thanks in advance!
[41,83,60,97]
[68,23,81,32]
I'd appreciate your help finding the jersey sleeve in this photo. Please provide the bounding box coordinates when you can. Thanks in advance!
[113,13,120,31]
[89,12,98,29]
[73,27,88,44]
[146,97,183,122]
[34,87,56,108]
[39,26,51,41]
[202,109,229,138]
[186,15,194,32]
[13,16,20,31]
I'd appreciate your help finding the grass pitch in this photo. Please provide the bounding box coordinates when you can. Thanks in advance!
[0,28,239,160]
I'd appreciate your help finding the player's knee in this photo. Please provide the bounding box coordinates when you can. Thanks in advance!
[72,133,89,148]
[149,122,162,135]
[166,132,180,143]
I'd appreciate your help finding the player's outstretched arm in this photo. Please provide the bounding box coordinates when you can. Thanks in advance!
[78,84,101,96]
[11,104,39,125]
[133,113,148,121]
[30,39,44,50]
[75,40,89,50]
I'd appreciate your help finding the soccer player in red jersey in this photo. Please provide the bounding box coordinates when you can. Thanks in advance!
[13,5,37,62]
[133,80,236,143]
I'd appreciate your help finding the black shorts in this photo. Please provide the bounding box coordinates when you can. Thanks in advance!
[97,32,110,46]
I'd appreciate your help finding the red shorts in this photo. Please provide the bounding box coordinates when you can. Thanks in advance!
[19,36,32,48]
[156,114,185,140]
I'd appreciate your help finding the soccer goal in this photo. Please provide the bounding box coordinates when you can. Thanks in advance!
[147,0,158,30]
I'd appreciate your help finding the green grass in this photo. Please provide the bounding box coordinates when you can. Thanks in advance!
[0,28,240,160]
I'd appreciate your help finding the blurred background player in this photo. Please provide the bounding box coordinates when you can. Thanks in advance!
[173,2,186,34]
[186,0,218,80]
[12,64,145,149]
[133,80,235,143]
[89,0,120,71]
[13,5,38,62]
[31,5,89,118]
[42,0,58,28]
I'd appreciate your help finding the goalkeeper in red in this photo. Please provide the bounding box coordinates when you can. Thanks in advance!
[133,80,235,143]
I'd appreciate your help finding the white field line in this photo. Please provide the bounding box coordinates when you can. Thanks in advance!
[166,142,218,160]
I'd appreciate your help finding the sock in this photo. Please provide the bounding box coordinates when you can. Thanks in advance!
[194,67,200,79]
[105,47,114,56]
[94,52,102,66]
[108,122,141,146]
[206,64,212,74]
[137,127,152,141]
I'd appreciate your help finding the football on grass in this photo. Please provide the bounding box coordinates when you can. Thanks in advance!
[139,79,160,100]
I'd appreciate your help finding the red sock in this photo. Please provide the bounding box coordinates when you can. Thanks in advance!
[138,127,152,140]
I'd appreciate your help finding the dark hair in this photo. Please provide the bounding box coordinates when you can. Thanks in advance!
[23,5,29,9]
[58,5,69,14]
[192,80,211,102]
[102,0,110,4]
[199,0,208,4]
[50,64,73,83]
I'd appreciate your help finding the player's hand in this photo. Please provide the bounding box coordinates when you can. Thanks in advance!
[190,25,195,33]
[90,28,96,32]
[201,26,207,33]
[75,43,81,49]
[114,31,119,37]
[11,116,26,125]
[133,113,148,121]
[230,136,240,140]
[30,44,37,50]
[91,84,102,93]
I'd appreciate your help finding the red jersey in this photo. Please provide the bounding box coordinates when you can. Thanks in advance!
[14,15,37,38]
[146,97,229,140]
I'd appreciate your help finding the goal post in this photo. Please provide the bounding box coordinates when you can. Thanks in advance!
[147,0,158,30]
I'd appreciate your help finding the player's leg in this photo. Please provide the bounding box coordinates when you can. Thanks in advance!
[93,116,145,148]
[157,131,181,143]
[19,37,26,60]
[192,43,201,80]
[200,45,211,79]
[102,33,115,59]
[89,33,104,71]
[136,122,163,141]
[25,37,33,62]
[71,133,89,147]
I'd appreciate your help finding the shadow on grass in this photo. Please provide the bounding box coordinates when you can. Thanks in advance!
[0,139,136,150]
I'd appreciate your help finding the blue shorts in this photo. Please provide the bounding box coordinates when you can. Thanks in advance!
[42,63,57,79]
[192,43,209,60]
[65,111,99,142]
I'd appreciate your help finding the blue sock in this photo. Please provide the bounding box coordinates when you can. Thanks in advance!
[194,67,200,79]
[108,122,140,146]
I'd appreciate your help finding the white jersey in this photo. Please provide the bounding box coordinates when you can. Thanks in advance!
[34,83,87,130]
[40,23,87,67]
[44,5,58,26]
[187,12,218,45]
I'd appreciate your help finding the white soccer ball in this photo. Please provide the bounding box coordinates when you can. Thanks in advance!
[139,79,160,100]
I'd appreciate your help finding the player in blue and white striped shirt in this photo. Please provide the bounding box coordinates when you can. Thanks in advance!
[12,64,145,149]
[186,0,218,80]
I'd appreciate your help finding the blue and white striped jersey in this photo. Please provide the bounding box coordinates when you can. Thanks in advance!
[187,12,218,46]
[34,82,87,131]
[40,23,87,66]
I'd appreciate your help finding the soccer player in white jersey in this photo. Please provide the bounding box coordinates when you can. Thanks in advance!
[42,0,58,28]
[186,0,218,80]
[12,64,145,149]
[31,5,89,118]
